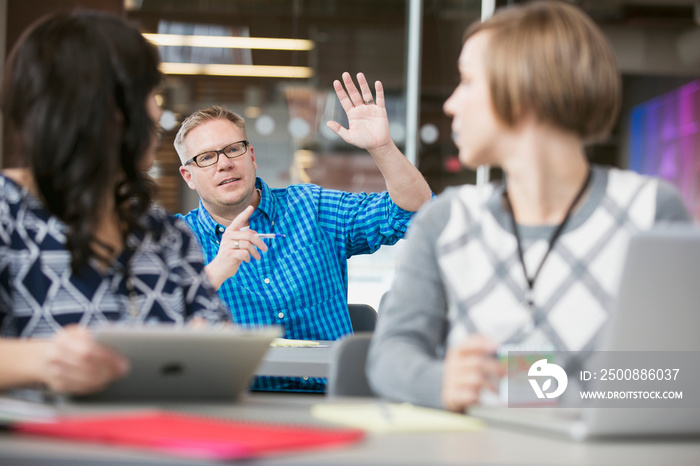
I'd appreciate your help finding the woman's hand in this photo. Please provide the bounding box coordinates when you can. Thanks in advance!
[441,335,503,412]
[41,325,130,395]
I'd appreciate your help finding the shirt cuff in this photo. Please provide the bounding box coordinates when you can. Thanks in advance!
[385,192,436,234]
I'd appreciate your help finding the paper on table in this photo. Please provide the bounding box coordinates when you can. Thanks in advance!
[0,397,57,424]
[311,402,483,433]
[271,338,321,347]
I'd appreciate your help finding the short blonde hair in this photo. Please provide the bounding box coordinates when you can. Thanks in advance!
[466,0,621,143]
[174,105,247,163]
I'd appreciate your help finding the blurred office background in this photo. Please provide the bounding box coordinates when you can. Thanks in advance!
[1,0,699,308]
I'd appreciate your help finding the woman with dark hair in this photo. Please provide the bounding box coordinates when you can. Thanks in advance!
[366,1,691,412]
[0,11,230,395]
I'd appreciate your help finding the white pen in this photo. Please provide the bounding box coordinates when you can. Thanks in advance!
[256,233,286,239]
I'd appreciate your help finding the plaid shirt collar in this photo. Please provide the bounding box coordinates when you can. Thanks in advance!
[194,177,276,239]
[254,177,277,222]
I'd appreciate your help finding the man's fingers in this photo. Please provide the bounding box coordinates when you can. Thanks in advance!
[222,225,269,255]
[222,205,270,256]
[326,121,348,141]
[342,71,363,107]
[333,79,354,114]
[374,80,385,108]
[356,72,374,104]
[225,235,268,254]
[227,205,255,231]
[249,236,268,252]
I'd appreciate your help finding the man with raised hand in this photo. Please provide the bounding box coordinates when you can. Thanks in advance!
[174,72,432,392]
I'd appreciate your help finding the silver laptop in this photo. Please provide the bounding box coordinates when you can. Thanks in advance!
[73,324,280,402]
[470,226,700,441]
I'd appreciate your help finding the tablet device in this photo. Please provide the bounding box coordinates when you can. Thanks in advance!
[74,324,280,402]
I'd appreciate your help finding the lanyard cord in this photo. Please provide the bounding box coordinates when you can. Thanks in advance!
[503,167,592,309]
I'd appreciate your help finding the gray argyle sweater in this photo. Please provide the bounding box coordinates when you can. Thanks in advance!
[367,166,691,408]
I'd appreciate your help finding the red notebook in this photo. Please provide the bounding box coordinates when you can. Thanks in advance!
[14,410,365,460]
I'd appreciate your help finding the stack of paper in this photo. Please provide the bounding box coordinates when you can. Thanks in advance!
[0,397,56,424]
[271,338,321,347]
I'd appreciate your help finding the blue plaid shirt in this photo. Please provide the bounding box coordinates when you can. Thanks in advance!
[177,177,417,392]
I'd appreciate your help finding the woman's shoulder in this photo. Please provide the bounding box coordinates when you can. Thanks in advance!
[0,169,31,200]
[598,165,666,189]
[593,165,691,224]
[598,166,680,202]
[1,168,34,190]
[420,182,498,217]
[0,170,48,220]
[140,205,201,246]
[412,182,499,234]
[141,205,182,232]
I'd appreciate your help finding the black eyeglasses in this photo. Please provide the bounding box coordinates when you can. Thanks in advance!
[184,140,250,168]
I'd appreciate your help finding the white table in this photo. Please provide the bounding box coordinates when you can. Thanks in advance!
[256,341,335,378]
[1,394,699,465]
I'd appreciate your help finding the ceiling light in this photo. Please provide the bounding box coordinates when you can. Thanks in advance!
[159,63,313,78]
[143,33,315,51]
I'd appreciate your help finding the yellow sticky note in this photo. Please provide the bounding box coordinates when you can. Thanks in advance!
[311,402,483,433]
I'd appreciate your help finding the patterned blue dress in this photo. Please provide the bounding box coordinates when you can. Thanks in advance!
[0,175,230,338]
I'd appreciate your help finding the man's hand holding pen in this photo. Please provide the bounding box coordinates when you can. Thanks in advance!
[204,205,271,290]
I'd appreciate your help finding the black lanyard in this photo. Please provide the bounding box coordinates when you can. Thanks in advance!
[503,167,592,311]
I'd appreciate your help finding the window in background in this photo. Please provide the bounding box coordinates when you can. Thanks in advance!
[126,0,479,310]
[127,0,483,216]
[629,80,700,219]
[155,21,253,67]
[122,0,700,309]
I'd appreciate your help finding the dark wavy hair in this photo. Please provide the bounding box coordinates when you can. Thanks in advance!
[0,10,161,271]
